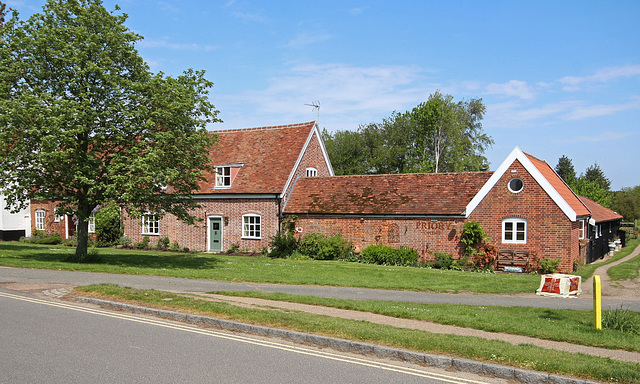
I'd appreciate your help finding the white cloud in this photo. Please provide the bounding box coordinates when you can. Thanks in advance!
[485,80,535,100]
[217,63,428,131]
[349,7,368,15]
[559,64,640,91]
[554,130,634,144]
[561,97,640,120]
[232,11,268,23]
[285,32,333,48]
[485,100,579,128]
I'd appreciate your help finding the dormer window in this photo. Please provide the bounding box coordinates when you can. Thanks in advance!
[214,164,243,189]
[306,167,318,177]
[216,167,231,187]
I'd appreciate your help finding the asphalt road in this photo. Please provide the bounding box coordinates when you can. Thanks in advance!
[1,266,638,311]
[0,287,507,384]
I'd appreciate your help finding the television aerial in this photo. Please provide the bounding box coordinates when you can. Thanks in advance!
[305,100,320,123]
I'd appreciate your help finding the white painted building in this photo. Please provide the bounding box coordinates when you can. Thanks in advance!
[0,191,30,241]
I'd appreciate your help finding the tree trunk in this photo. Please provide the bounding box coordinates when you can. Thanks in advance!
[75,216,89,261]
[75,202,91,261]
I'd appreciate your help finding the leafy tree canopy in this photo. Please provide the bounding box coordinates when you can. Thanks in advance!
[572,177,612,208]
[324,91,493,175]
[0,0,221,260]
[612,186,640,222]
[584,162,611,191]
[555,155,576,186]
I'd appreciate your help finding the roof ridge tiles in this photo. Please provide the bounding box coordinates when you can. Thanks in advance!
[313,171,494,178]
[210,121,316,133]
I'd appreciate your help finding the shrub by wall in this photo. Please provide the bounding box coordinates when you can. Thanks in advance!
[361,245,419,266]
[298,233,353,260]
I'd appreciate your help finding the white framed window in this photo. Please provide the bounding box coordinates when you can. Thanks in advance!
[502,218,527,244]
[578,219,585,240]
[142,213,159,235]
[242,214,261,239]
[35,210,46,231]
[306,167,318,177]
[88,211,96,234]
[215,166,231,187]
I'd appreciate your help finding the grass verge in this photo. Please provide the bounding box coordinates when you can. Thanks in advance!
[574,237,640,281]
[607,237,640,281]
[74,284,640,384]
[0,242,541,294]
[209,290,640,352]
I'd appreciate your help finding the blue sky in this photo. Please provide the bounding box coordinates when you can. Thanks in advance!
[9,0,640,190]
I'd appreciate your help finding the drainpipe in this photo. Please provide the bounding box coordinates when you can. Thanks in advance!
[277,195,282,232]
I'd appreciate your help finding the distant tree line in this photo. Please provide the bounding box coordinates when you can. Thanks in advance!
[323,91,494,175]
[555,156,640,222]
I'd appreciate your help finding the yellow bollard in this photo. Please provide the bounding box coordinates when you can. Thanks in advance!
[593,275,602,330]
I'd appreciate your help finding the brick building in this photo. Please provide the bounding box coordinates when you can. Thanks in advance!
[285,147,598,272]
[122,121,333,252]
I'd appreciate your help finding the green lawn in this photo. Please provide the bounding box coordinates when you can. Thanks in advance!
[210,290,640,352]
[4,240,640,383]
[0,242,541,294]
[574,237,640,280]
[76,284,640,384]
[607,237,640,280]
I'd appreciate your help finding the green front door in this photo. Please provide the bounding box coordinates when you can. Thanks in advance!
[209,217,222,252]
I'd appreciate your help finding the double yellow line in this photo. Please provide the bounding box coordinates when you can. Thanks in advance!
[0,290,491,384]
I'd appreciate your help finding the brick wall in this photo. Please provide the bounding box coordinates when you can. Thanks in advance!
[31,200,72,239]
[122,128,331,253]
[292,215,466,261]
[468,159,578,272]
[290,159,581,272]
[282,131,332,205]
[123,197,280,252]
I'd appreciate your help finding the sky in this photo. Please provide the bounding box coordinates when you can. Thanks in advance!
[7,0,640,190]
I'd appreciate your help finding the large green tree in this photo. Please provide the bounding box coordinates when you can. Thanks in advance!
[325,92,493,175]
[0,0,220,260]
[410,91,492,173]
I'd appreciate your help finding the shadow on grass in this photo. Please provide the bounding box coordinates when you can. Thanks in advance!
[0,241,222,270]
[539,308,566,321]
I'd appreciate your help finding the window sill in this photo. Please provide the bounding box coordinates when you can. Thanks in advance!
[141,233,160,236]
[241,236,262,240]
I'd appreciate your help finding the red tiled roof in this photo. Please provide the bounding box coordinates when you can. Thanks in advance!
[524,152,591,217]
[284,172,493,215]
[198,122,316,194]
[579,196,623,223]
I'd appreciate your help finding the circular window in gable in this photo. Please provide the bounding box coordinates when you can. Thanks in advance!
[508,178,524,193]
